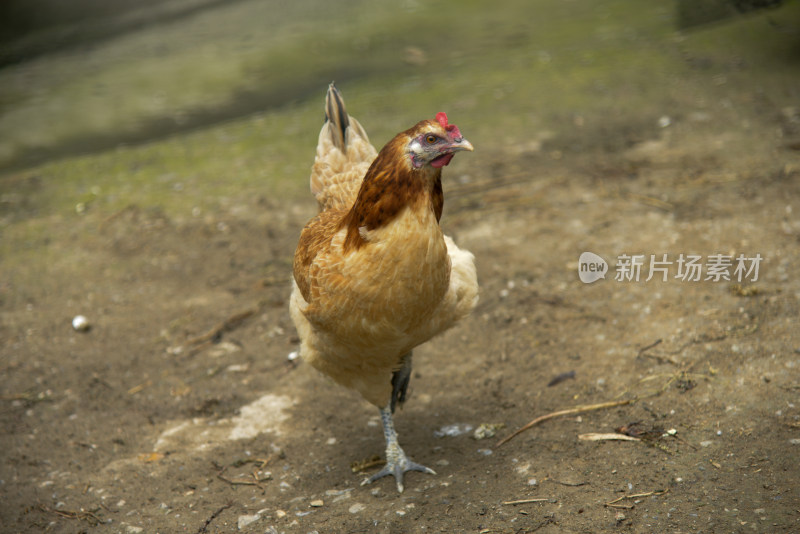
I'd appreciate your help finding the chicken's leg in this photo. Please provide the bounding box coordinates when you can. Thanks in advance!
[362,352,435,492]
[362,404,436,492]
[390,352,412,413]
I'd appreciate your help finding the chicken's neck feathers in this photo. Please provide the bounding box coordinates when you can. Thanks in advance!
[340,142,443,252]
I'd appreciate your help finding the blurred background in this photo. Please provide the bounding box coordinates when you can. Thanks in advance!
[0,0,797,177]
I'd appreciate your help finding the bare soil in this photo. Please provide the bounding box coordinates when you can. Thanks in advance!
[3,8,800,533]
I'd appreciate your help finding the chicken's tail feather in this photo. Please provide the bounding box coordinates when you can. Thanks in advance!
[311,83,376,210]
[325,82,350,153]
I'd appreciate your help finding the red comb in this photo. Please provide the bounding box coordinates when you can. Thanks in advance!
[435,112,462,139]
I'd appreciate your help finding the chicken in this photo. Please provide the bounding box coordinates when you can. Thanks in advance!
[289,83,478,492]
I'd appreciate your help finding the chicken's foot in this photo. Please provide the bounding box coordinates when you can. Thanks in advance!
[361,404,435,493]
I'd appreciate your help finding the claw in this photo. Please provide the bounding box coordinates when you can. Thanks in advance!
[362,456,436,493]
[363,403,436,492]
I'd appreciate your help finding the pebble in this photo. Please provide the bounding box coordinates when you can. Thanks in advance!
[238,514,261,530]
[125,527,144,534]
[275,510,287,518]
[473,423,504,440]
[434,423,473,438]
[310,500,324,507]
[72,315,91,332]
[789,438,800,445]
[349,503,366,514]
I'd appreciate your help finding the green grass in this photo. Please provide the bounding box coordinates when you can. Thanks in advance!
[1,0,798,269]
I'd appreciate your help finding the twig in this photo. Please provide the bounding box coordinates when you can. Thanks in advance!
[127,380,152,395]
[214,455,275,490]
[196,502,232,534]
[0,392,34,401]
[37,504,103,527]
[578,433,640,442]
[185,306,259,347]
[547,478,587,487]
[232,454,278,469]
[604,489,669,509]
[0,391,52,403]
[502,498,554,505]
[216,471,272,487]
[496,399,635,447]
[637,338,662,355]
[625,192,674,211]
[637,339,681,365]
[351,455,384,473]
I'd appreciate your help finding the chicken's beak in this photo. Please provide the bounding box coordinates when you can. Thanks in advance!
[446,137,474,153]
[430,136,474,168]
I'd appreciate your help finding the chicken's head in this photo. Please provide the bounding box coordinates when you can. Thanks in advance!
[407,112,473,169]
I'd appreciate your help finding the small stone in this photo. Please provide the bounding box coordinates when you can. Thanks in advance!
[125,527,144,534]
[238,514,261,530]
[275,510,287,518]
[310,500,324,507]
[789,438,800,445]
[434,423,473,438]
[473,423,505,440]
[349,503,366,514]
[72,315,91,332]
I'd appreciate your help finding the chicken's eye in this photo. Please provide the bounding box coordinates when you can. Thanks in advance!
[425,135,438,145]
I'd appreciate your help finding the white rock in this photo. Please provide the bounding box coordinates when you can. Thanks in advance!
[348,503,366,514]
[238,514,261,530]
[72,315,90,332]
[434,423,473,438]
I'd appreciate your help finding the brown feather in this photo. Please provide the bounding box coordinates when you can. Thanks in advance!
[340,121,445,252]
[293,208,347,302]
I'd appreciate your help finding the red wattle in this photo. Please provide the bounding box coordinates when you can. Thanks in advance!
[431,153,454,168]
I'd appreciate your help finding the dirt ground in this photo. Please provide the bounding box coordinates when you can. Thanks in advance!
[3,5,800,534]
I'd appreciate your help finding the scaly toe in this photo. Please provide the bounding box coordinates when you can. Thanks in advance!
[361,457,436,493]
